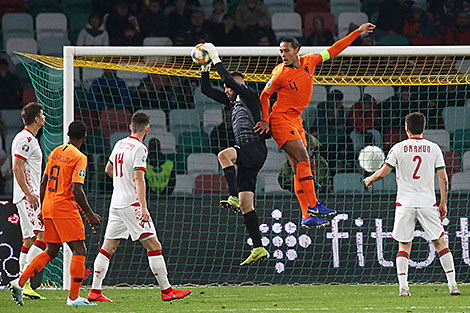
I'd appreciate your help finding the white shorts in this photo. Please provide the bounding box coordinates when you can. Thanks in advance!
[16,199,44,239]
[104,203,157,241]
[392,205,444,243]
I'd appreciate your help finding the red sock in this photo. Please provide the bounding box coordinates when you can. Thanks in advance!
[19,251,52,287]
[69,255,86,300]
[294,174,309,219]
[296,161,318,208]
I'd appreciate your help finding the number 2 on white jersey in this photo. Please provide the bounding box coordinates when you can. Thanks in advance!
[115,152,124,177]
[412,155,422,180]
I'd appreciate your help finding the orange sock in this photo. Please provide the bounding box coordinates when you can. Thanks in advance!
[69,255,86,300]
[296,161,318,208]
[19,251,52,287]
[294,174,310,219]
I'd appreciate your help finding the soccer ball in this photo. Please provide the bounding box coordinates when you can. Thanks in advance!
[358,145,385,173]
[191,43,210,65]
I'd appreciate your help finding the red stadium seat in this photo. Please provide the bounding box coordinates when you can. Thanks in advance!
[75,109,100,133]
[411,36,443,46]
[22,87,37,105]
[0,0,25,19]
[99,108,132,138]
[303,12,336,38]
[383,129,407,152]
[194,174,228,194]
[444,150,461,176]
[296,0,329,21]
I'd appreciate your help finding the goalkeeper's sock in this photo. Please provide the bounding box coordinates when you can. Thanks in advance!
[91,249,111,290]
[294,174,310,219]
[296,161,318,208]
[147,250,171,290]
[396,251,409,290]
[223,165,238,197]
[19,251,52,287]
[438,248,457,286]
[243,210,262,248]
[26,240,46,269]
[69,255,86,301]
[19,245,30,273]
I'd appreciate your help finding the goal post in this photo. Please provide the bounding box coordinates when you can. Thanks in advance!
[13,45,470,288]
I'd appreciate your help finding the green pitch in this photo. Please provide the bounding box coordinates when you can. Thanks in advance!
[1,284,469,312]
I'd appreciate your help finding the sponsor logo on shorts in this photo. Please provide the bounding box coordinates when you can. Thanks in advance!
[22,144,30,152]
[78,169,86,178]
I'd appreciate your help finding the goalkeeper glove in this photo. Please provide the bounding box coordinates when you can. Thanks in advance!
[201,63,211,72]
[202,42,221,65]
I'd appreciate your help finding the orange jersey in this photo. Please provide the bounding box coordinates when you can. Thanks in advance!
[260,30,361,121]
[42,143,87,220]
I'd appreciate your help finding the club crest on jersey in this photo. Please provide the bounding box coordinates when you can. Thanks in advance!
[22,144,30,152]
[27,137,32,143]
[78,169,86,178]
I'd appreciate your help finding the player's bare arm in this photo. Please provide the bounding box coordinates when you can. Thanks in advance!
[364,164,392,188]
[134,170,150,222]
[358,23,376,34]
[13,156,40,209]
[105,161,114,178]
[72,182,101,226]
[437,168,448,221]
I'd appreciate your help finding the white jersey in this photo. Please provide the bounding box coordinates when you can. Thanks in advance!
[12,128,42,204]
[109,136,148,209]
[385,137,445,207]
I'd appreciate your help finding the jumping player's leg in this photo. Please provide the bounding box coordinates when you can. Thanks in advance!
[140,236,192,301]
[287,154,309,219]
[218,147,240,212]
[396,241,411,296]
[88,239,121,302]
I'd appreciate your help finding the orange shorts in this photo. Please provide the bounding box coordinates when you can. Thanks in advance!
[44,218,85,243]
[269,113,307,148]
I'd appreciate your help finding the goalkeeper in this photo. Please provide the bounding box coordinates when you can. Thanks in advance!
[200,42,268,266]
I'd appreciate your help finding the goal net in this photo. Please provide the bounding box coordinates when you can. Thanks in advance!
[14,46,470,287]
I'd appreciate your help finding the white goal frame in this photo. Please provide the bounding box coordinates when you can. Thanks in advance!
[60,45,470,289]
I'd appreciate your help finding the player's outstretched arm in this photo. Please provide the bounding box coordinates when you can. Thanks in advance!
[437,168,448,221]
[363,164,392,188]
[200,63,230,105]
[134,170,150,222]
[72,183,101,226]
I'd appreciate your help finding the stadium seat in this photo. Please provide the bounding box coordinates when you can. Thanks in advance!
[6,38,38,65]
[350,129,383,152]
[296,0,329,18]
[117,70,148,88]
[383,129,407,152]
[461,151,470,172]
[22,87,37,105]
[338,12,368,38]
[330,0,361,22]
[169,109,200,138]
[173,174,194,194]
[2,13,34,48]
[452,129,470,155]
[36,13,68,45]
[145,131,176,154]
[74,109,99,133]
[257,173,290,194]
[260,152,286,173]
[444,151,461,176]
[310,85,327,105]
[194,174,228,194]
[329,85,361,108]
[141,109,167,132]
[442,107,470,133]
[27,0,59,17]
[110,131,129,148]
[363,86,394,103]
[373,172,396,193]
[5,131,17,156]
[0,0,25,19]
[303,12,336,37]
[265,138,279,152]
[264,0,294,16]
[423,129,450,151]
[187,153,219,175]
[203,107,223,135]
[410,36,443,46]
[450,172,470,191]
[143,36,173,46]
[193,86,217,106]
[333,173,364,193]
[38,37,71,57]
[178,130,211,154]
[1,109,23,132]
[272,12,302,40]
[82,67,104,90]
[99,108,132,138]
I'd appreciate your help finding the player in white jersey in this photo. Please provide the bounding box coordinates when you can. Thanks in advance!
[88,112,191,302]
[364,112,459,297]
[11,102,46,300]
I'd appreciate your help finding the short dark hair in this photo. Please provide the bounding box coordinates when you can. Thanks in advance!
[230,71,244,80]
[131,111,150,133]
[280,36,301,50]
[405,112,426,135]
[68,120,87,139]
[21,102,44,125]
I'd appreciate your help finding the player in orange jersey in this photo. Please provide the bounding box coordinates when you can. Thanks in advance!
[9,121,102,307]
[255,23,376,228]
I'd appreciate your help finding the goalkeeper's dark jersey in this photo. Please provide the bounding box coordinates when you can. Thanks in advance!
[201,63,264,146]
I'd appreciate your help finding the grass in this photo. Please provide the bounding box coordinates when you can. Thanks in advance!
[1,284,469,313]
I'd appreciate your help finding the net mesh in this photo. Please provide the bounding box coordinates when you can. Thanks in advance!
[14,51,470,286]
